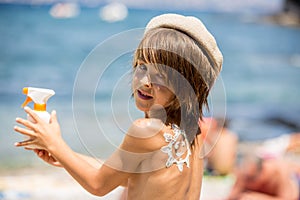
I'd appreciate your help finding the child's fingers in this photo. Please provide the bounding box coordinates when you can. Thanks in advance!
[34,149,44,157]
[40,152,54,163]
[37,151,50,162]
[14,138,36,147]
[24,106,42,124]
[15,117,37,132]
[14,125,37,137]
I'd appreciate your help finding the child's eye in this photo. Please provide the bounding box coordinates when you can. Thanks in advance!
[138,64,147,71]
[151,74,166,85]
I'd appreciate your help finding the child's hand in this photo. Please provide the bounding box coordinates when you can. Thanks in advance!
[14,107,62,152]
[33,149,62,167]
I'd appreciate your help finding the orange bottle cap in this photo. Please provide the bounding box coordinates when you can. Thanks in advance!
[23,87,28,94]
[34,104,46,111]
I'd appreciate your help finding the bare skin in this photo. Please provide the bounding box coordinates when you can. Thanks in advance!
[122,121,204,200]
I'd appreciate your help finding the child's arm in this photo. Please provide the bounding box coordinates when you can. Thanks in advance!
[14,107,162,196]
[14,107,129,196]
[34,149,103,169]
[46,138,130,196]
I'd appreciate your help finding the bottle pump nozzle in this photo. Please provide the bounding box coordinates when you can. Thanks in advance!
[21,87,55,111]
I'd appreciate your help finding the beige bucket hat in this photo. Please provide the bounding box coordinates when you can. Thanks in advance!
[145,13,223,82]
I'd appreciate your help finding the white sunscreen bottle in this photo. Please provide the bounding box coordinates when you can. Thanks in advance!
[21,87,55,149]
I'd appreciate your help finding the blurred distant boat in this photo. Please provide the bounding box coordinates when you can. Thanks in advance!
[49,3,80,19]
[99,2,128,22]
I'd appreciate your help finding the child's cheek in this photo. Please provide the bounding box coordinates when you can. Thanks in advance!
[132,77,140,90]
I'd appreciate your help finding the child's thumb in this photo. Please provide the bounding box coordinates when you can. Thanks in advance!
[50,110,58,123]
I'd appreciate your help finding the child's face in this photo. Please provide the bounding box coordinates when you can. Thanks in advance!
[132,60,175,113]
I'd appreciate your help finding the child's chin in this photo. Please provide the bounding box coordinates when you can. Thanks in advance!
[135,102,150,113]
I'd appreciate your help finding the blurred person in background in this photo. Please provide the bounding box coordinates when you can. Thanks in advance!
[256,132,300,159]
[227,129,300,199]
[200,117,238,175]
[226,155,300,200]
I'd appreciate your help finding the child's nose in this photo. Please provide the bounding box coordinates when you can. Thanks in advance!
[140,75,152,88]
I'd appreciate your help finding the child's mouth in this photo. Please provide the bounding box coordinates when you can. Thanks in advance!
[137,89,153,100]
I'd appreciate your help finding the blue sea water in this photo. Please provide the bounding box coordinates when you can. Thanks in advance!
[0,4,300,168]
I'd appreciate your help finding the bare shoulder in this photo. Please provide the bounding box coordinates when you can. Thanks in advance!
[121,118,167,153]
[106,119,167,173]
[128,118,165,138]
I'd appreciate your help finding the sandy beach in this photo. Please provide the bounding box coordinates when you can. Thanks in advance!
[0,165,234,200]
[0,166,124,200]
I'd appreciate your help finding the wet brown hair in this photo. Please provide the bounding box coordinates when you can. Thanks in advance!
[133,27,218,144]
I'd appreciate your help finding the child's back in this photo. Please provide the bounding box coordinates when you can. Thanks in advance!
[107,118,204,199]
